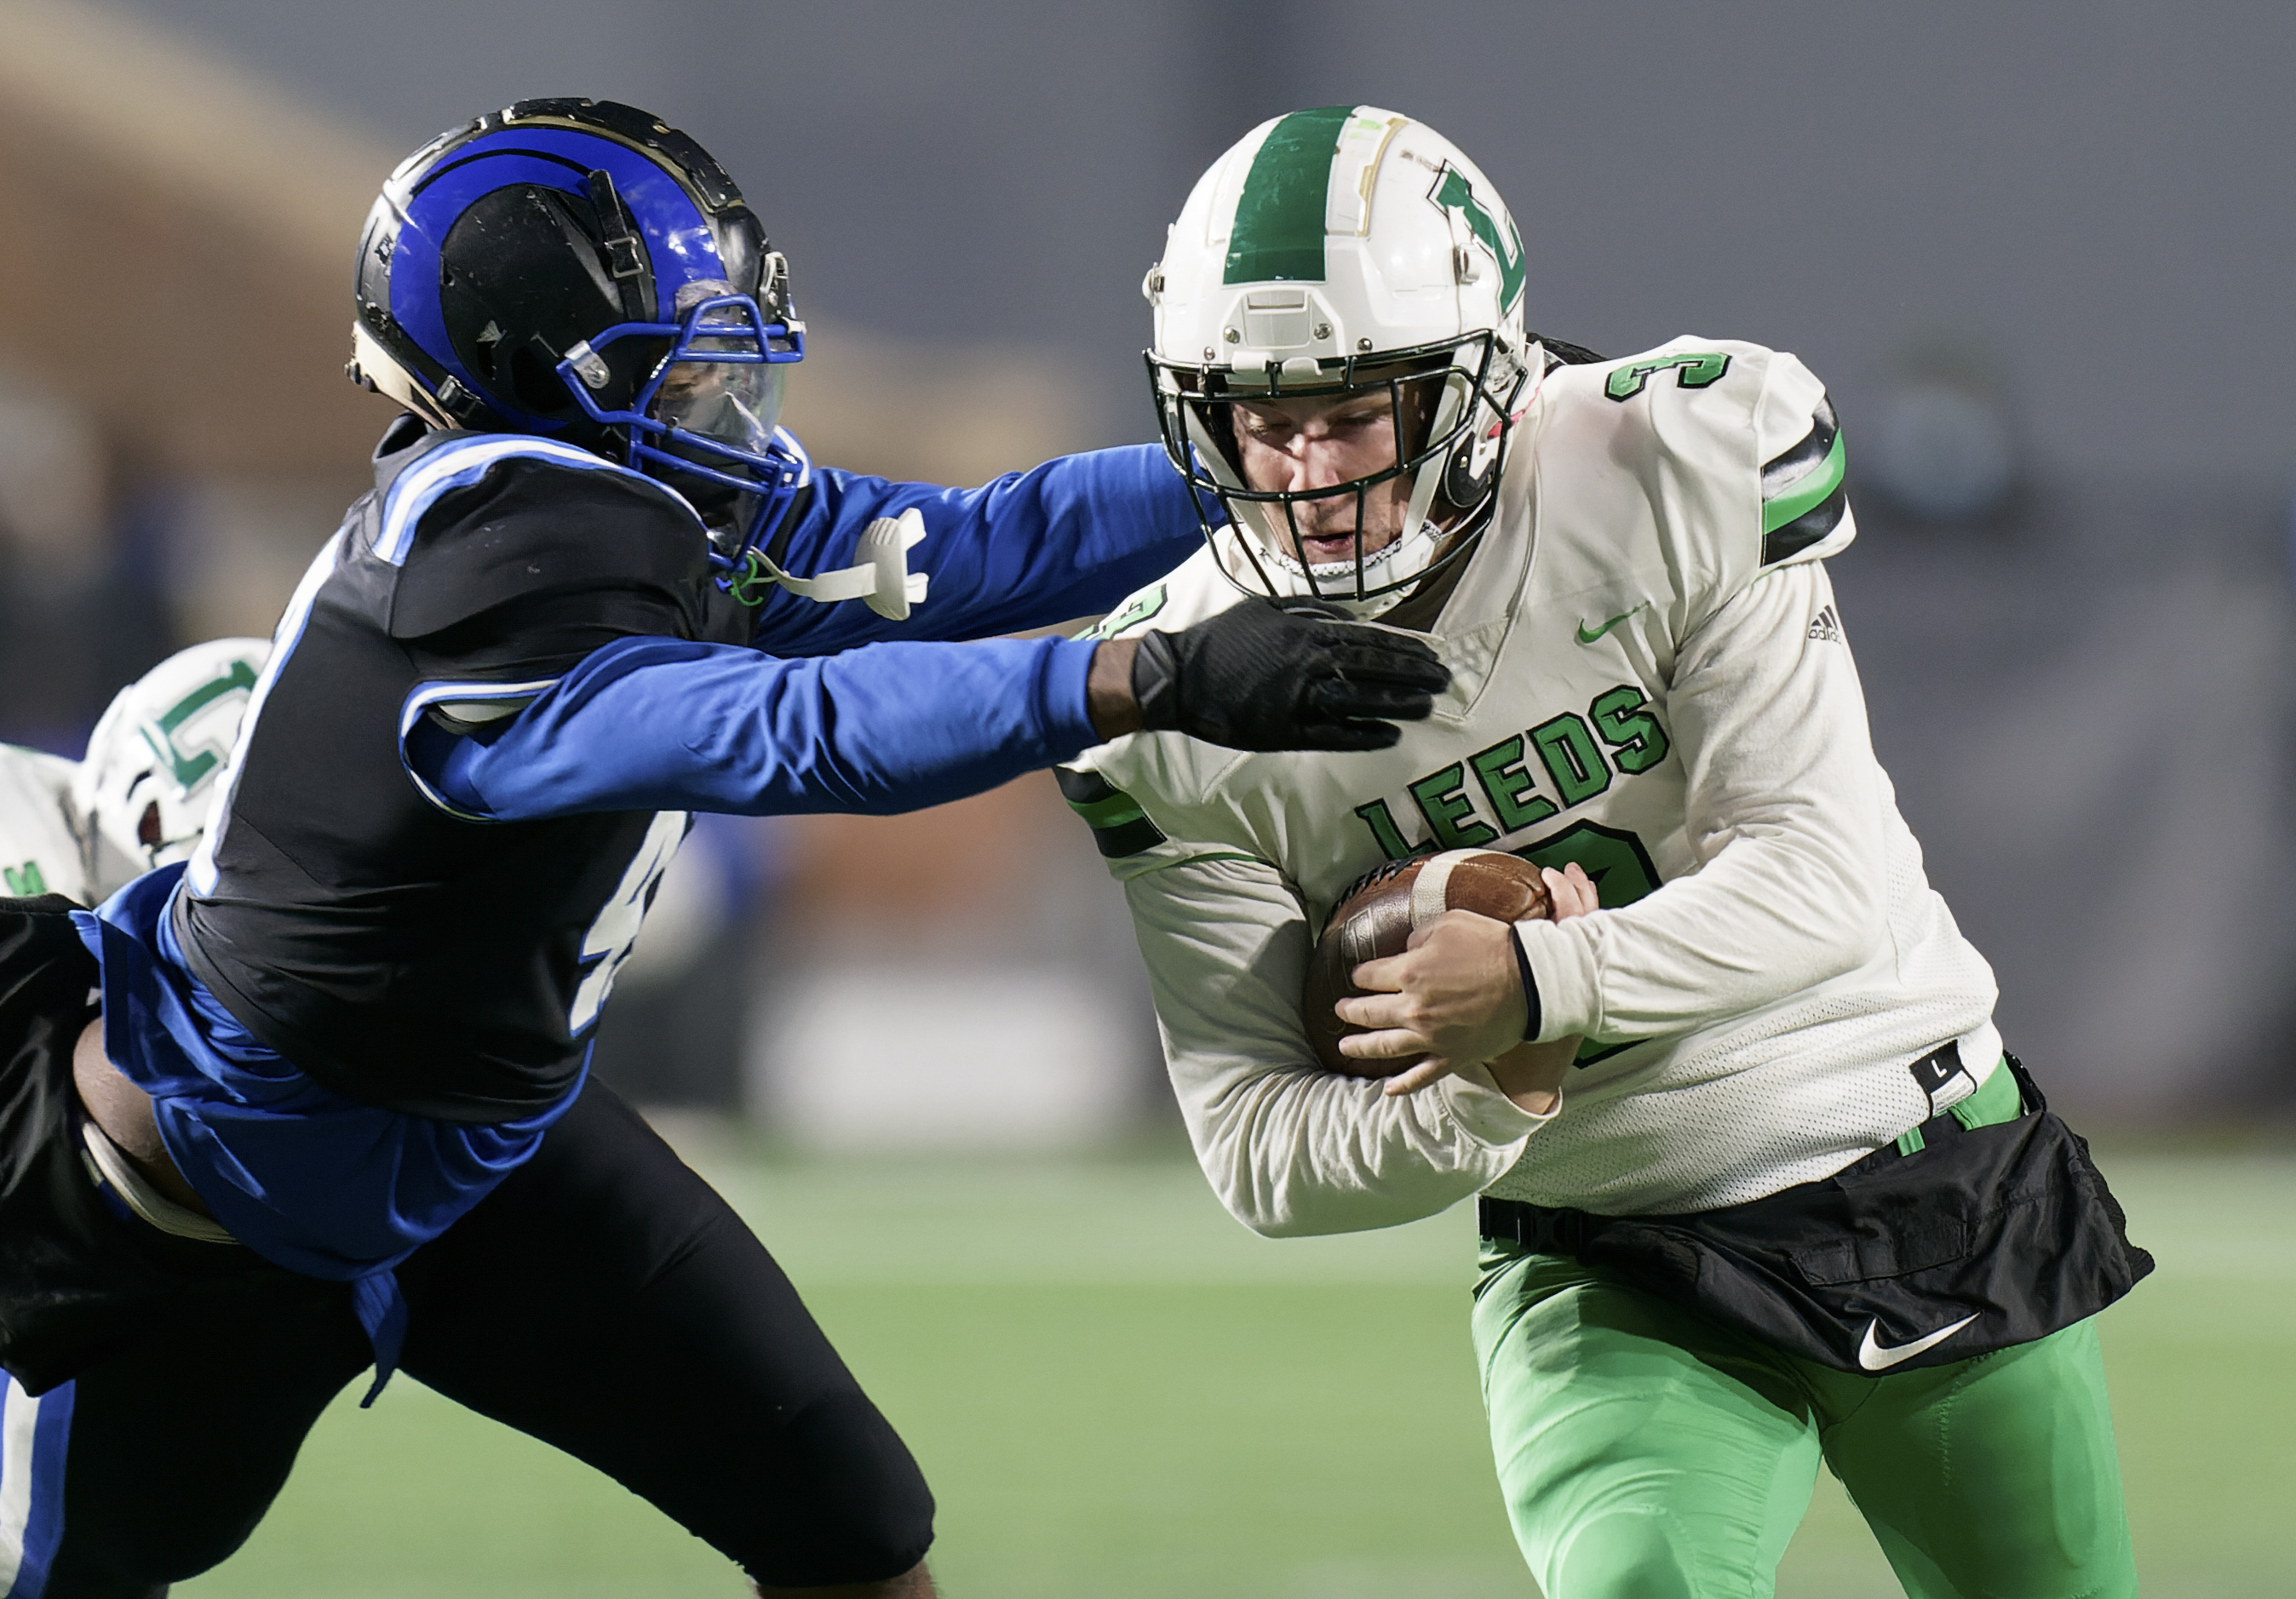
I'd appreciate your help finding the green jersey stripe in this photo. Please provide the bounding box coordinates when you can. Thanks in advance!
[1761,429,1846,535]
[1760,478,1848,567]
[1224,105,1354,285]
[1065,794,1146,829]
[1055,765,1168,859]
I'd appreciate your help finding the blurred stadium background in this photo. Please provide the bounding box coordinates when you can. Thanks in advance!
[0,0,2288,1591]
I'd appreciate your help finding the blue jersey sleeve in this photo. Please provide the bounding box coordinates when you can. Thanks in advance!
[402,632,1100,821]
[747,443,1202,653]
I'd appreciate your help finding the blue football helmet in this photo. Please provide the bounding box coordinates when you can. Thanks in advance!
[347,98,807,570]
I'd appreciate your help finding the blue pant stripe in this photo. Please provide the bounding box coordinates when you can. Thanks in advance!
[0,1375,74,1599]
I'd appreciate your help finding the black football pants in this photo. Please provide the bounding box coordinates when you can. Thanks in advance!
[37,1080,934,1597]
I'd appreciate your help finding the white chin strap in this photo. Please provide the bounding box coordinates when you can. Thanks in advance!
[1220,516,1445,620]
[749,506,932,621]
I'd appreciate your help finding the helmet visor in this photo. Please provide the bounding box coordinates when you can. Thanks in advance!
[646,301,790,452]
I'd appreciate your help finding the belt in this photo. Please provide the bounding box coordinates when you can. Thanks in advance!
[1478,1046,2033,1250]
[1478,1195,1597,1252]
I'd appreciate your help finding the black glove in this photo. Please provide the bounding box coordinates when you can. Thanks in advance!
[1130,599,1450,752]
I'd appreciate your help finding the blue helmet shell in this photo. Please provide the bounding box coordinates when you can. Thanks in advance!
[391,129,726,421]
[349,100,806,565]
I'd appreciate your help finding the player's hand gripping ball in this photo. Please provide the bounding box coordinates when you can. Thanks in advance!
[1302,849,1553,1075]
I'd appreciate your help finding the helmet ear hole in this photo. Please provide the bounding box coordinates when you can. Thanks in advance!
[1443,429,1496,508]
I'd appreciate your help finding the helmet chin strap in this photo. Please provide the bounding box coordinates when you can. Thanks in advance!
[1221,516,1448,620]
[347,325,461,433]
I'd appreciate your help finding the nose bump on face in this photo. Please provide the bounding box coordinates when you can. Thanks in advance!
[1271,430,1365,492]
[1295,445,1344,491]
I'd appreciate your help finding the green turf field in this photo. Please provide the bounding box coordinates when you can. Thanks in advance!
[177,1133,2295,1598]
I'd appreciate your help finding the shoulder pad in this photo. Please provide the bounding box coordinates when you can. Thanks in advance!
[1594,342,1742,405]
[371,435,694,567]
[1074,580,1174,644]
[382,436,711,641]
[1538,336,1772,483]
[1752,359,1851,570]
[1549,339,1852,613]
[1054,765,1168,860]
[1058,549,1248,874]
[1054,750,1269,884]
[0,744,78,794]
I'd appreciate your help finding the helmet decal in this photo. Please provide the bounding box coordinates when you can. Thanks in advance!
[1222,104,1355,284]
[1427,164,1525,314]
[74,638,272,895]
[135,656,260,791]
[412,128,727,295]
[388,131,725,427]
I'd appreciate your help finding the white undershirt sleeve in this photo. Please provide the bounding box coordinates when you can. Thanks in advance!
[1126,853,1550,1237]
[1517,561,1891,1042]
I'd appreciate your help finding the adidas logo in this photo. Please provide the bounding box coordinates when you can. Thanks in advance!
[1807,605,1842,643]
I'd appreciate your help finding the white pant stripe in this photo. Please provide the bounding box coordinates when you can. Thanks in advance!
[0,1375,40,1595]
[0,1373,70,1599]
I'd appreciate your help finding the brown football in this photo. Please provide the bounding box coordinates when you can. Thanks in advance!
[1302,849,1553,1075]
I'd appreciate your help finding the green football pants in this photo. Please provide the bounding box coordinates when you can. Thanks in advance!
[1471,1248,2136,1599]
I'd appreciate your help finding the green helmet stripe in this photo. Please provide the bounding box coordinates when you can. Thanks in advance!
[1224,105,1355,285]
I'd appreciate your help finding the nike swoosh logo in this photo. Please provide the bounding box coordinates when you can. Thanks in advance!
[1576,604,1646,645]
[1857,1313,1978,1372]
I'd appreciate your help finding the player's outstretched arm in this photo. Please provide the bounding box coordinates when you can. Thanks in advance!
[747,447,1205,653]
[401,601,1447,821]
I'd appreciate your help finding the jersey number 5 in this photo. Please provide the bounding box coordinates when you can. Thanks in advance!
[568,810,689,1035]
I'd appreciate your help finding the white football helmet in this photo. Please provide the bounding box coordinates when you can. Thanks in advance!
[73,638,270,898]
[1147,107,1537,615]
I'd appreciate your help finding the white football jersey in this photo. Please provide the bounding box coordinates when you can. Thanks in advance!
[1064,338,2000,1232]
[0,744,92,905]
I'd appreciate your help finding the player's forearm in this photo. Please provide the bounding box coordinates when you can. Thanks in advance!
[1182,1062,1543,1235]
[749,445,1202,652]
[1517,824,1885,1041]
[408,633,1105,820]
[1522,563,1890,1042]
[1130,859,1544,1235]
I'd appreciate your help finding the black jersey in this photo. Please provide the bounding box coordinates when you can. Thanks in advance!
[175,418,751,1121]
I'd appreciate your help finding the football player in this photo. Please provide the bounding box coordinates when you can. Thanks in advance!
[0,100,1448,1598]
[0,743,86,908]
[1064,106,2149,1598]
[0,637,267,908]
[71,639,273,903]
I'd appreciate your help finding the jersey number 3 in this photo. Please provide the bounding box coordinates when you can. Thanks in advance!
[568,810,689,1035]
[1604,351,1730,401]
